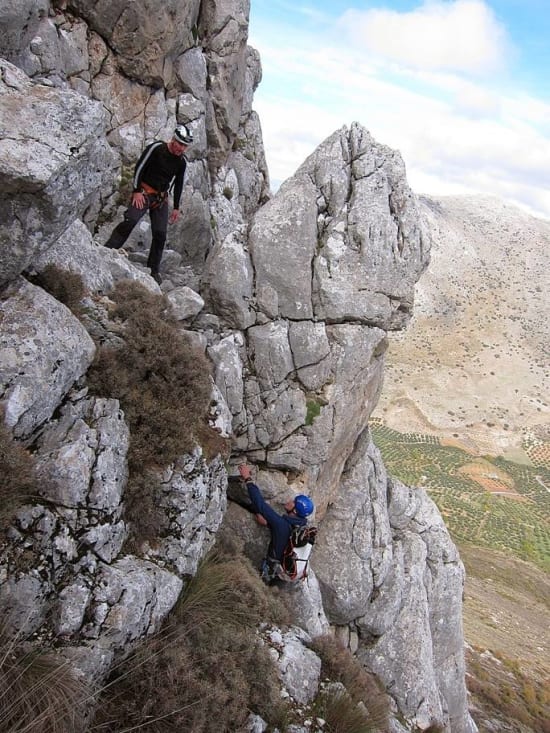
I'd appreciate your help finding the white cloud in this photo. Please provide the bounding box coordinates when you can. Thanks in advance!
[250,4,550,220]
[337,0,512,75]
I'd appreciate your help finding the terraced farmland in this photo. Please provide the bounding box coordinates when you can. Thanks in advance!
[370,421,550,571]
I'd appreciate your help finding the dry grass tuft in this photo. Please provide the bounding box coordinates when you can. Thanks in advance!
[0,419,38,528]
[30,265,85,315]
[314,686,382,733]
[0,626,91,733]
[173,547,290,632]
[91,547,289,732]
[311,634,389,730]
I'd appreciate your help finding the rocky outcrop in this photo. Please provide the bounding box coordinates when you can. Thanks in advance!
[0,2,476,731]
[0,0,267,285]
[0,59,115,288]
[0,277,95,437]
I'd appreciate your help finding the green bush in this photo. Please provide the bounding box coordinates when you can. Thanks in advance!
[306,398,321,426]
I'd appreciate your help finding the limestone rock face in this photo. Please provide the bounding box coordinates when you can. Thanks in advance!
[199,0,251,169]
[0,4,476,731]
[0,386,226,661]
[206,124,428,501]
[67,0,201,87]
[314,431,475,732]
[249,123,429,330]
[0,59,115,287]
[0,279,95,438]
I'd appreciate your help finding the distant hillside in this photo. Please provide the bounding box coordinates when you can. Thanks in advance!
[374,194,550,462]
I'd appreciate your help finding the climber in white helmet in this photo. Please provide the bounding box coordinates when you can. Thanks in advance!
[104,124,193,285]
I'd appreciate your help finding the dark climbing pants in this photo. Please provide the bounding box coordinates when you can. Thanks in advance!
[105,195,168,274]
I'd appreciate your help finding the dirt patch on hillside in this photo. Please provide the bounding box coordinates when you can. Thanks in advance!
[458,462,526,499]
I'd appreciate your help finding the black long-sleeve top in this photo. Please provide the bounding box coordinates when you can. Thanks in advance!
[132,141,187,209]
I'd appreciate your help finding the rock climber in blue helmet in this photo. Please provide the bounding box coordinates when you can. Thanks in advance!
[238,464,314,581]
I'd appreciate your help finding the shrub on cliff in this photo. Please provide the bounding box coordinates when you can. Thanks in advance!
[87,280,215,543]
[88,280,212,467]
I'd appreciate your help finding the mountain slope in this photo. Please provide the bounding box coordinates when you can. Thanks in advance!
[374,194,550,460]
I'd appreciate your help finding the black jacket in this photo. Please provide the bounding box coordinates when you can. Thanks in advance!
[132,141,187,208]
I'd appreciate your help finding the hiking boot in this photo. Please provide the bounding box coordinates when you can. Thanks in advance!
[151,271,162,285]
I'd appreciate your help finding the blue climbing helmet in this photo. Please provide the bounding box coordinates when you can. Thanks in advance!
[294,494,314,518]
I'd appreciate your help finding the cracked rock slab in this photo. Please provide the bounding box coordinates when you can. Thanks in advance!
[0,59,115,287]
[0,279,96,438]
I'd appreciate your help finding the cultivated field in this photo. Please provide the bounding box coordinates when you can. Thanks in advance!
[370,420,550,570]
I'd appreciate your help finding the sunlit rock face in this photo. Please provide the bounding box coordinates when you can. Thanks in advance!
[0,2,476,730]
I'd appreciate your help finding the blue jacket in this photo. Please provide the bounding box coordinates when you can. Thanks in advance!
[246,481,306,562]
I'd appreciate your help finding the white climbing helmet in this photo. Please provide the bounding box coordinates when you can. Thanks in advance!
[173,124,193,145]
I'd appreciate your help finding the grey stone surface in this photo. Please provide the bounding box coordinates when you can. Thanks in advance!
[0,60,115,287]
[262,626,321,706]
[201,230,255,328]
[68,0,201,86]
[249,176,317,321]
[282,570,331,639]
[208,334,245,419]
[0,0,49,67]
[84,556,182,645]
[33,218,161,295]
[166,285,204,320]
[199,0,250,169]
[313,432,393,625]
[142,452,228,576]
[0,279,96,438]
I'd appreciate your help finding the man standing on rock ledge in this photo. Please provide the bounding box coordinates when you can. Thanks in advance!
[103,124,193,285]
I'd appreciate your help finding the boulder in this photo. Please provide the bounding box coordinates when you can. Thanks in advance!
[0,60,115,287]
[264,626,322,705]
[33,218,161,295]
[166,286,205,320]
[0,279,95,438]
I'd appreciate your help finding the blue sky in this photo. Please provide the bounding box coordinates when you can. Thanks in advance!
[249,0,550,219]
